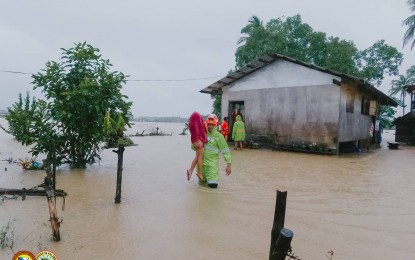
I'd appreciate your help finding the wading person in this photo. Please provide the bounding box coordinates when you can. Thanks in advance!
[221,117,229,141]
[187,111,207,181]
[201,114,232,188]
[232,115,245,150]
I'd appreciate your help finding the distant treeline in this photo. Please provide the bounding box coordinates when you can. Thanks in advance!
[0,109,9,118]
[132,116,189,123]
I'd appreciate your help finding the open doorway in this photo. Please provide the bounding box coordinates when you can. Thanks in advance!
[228,101,245,141]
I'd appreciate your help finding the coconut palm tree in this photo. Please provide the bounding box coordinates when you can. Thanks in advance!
[390,75,410,115]
[237,15,265,45]
[403,0,415,49]
[389,66,415,115]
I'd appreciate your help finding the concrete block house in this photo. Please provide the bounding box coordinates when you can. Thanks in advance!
[200,54,397,154]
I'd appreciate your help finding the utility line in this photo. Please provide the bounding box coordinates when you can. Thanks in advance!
[0,69,32,75]
[1,67,261,82]
[0,69,224,82]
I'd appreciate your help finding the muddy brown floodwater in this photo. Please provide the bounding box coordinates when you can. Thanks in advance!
[1,119,414,259]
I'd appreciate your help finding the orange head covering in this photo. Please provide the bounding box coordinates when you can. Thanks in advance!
[205,114,218,125]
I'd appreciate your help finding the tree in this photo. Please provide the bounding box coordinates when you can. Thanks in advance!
[380,103,398,129]
[5,42,132,168]
[212,94,222,119]
[355,40,403,86]
[236,15,314,68]
[389,65,415,115]
[237,15,265,45]
[235,15,403,87]
[4,92,59,164]
[403,0,415,49]
[235,15,358,72]
[236,16,271,68]
[324,37,358,74]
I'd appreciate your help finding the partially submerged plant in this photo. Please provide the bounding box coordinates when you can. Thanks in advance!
[103,111,134,148]
[326,250,334,260]
[16,157,44,170]
[0,220,16,254]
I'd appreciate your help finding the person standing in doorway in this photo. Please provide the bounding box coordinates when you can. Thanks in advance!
[221,117,229,141]
[232,115,245,150]
[201,114,232,188]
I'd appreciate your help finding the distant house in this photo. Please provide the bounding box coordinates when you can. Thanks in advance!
[200,54,397,154]
[394,84,415,145]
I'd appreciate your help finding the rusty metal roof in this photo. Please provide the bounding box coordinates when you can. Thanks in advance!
[200,53,398,107]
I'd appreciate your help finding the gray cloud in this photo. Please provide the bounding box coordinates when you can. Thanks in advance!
[0,0,412,117]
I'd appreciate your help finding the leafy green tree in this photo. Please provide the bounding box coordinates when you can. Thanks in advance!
[236,16,271,68]
[5,42,132,168]
[403,0,415,49]
[237,15,265,45]
[380,103,398,129]
[212,94,222,118]
[324,37,358,74]
[230,14,405,125]
[235,14,357,73]
[389,65,415,115]
[355,40,403,86]
[235,15,403,87]
[3,92,53,150]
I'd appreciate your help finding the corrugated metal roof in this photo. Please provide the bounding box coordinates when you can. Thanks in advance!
[200,53,398,107]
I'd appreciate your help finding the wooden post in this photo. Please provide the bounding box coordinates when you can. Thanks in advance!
[44,161,61,241]
[275,228,294,259]
[269,190,287,260]
[46,187,61,241]
[113,147,125,204]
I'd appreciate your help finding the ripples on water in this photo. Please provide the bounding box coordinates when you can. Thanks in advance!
[0,119,414,259]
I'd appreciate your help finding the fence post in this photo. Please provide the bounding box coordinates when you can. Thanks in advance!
[269,190,288,260]
[114,147,125,204]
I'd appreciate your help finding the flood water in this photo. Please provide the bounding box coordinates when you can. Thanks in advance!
[1,118,414,259]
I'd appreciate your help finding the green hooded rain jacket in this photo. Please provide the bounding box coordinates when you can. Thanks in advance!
[232,115,245,142]
[202,128,232,185]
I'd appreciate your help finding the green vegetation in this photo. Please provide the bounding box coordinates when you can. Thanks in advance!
[403,0,415,49]
[214,14,406,119]
[0,221,15,254]
[212,94,222,119]
[235,15,402,86]
[380,104,398,129]
[4,42,132,168]
[103,111,134,148]
[389,66,415,116]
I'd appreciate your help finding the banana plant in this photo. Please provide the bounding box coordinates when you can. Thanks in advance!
[103,111,133,148]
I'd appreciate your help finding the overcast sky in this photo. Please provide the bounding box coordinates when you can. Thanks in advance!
[0,0,413,117]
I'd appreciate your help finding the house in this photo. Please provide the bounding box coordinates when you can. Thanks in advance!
[200,54,397,154]
[394,84,415,145]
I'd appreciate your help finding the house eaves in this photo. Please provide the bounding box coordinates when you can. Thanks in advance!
[200,53,398,107]
[405,84,415,94]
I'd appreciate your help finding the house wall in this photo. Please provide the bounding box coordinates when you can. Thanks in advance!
[338,82,372,142]
[221,60,342,148]
[395,116,415,143]
[223,85,340,148]
[228,60,339,92]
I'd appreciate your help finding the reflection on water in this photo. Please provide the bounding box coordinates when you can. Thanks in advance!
[1,119,414,259]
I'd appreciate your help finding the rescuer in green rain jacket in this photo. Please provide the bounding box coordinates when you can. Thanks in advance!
[232,115,245,150]
[202,114,232,188]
